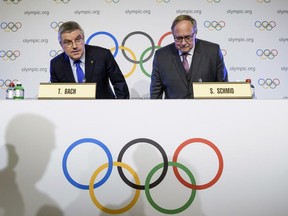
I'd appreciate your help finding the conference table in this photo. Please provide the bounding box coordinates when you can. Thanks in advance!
[1,99,287,216]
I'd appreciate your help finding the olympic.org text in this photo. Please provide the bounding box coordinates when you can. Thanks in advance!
[176,9,202,15]
[74,10,100,15]
[125,9,151,15]
[229,66,256,72]
[24,10,49,16]
[23,39,48,44]
[228,38,254,43]
[279,38,288,43]
[277,10,288,15]
[22,67,48,73]
[227,9,252,15]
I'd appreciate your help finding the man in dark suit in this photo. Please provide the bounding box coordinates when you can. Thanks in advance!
[50,21,129,99]
[150,15,228,99]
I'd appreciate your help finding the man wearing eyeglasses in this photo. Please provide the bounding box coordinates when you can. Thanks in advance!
[50,21,129,99]
[150,15,228,99]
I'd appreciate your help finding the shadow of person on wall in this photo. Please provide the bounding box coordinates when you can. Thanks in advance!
[0,144,24,216]
[1,114,64,216]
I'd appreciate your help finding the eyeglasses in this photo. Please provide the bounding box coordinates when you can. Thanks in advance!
[174,33,195,43]
[62,37,84,48]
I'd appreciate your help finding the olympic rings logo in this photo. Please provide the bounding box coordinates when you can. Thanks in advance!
[256,49,278,59]
[86,31,172,78]
[204,21,225,31]
[207,0,221,3]
[62,137,223,214]
[256,0,271,3]
[0,22,22,32]
[53,0,70,3]
[0,79,18,90]
[50,21,64,31]
[258,78,280,89]
[3,0,21,4]
[221,49,227,56]
[254,21,276,31]
[105,0,120,3]
[156,0,170,3]
[49,50,63,57]
[0,50,20,60]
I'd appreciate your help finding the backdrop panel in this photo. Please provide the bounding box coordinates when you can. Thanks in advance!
[0,100,288,215]
[0,0,288,99]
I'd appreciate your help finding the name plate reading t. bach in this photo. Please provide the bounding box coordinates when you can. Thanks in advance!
[38,83,97,99]
[193,82,252,99]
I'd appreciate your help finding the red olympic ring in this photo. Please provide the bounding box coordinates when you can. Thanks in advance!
[172,138,224,190]
[157,31,172,47]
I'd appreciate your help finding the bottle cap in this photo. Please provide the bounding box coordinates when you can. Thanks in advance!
[16,81,22,85]
[9,82,15,87]
[245,79,251,83]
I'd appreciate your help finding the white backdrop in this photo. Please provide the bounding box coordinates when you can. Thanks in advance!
[0,0,288,99]
[0,100,288,216]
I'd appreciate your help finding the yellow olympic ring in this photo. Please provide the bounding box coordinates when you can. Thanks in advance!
[110,46,137,78]
[89,161,140,214]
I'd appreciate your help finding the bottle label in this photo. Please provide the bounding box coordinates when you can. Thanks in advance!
[6,89,14,99]
[14,89,24,99]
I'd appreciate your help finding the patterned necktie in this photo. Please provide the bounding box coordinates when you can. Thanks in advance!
[181,53,190,73]
[74,60,84,83]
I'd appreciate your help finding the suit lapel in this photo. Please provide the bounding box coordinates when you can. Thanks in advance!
[171,47,188,87]
[63,54,75,82]
[189,40,201,83]
[84,46,95,82]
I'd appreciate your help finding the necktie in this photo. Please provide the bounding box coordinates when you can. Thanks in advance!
[74,60,85,83]
[181,53,190,73]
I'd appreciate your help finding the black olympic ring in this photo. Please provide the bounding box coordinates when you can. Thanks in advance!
[117,138,168,190]
[121,31,155,64]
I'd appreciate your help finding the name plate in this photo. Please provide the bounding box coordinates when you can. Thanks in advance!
[193,82,252,99]
[38,83,96,99]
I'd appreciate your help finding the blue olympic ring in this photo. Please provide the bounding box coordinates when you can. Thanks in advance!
[62,138,113,190]
[86,31,119,58]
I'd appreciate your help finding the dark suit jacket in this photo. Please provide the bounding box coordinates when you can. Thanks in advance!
[50,44,129,99]
[150,39,228,99]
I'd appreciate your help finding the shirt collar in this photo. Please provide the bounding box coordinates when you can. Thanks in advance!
[178,46,195,56]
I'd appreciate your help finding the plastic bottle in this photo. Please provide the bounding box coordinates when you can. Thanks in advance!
[245,79,255,99]
[6,82,15,100]
[14,81,24,100]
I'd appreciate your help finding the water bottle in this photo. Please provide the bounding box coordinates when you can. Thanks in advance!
[6,82,15,100]
[14,81,24,100]
[245,79,255,99]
